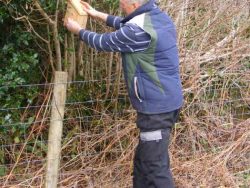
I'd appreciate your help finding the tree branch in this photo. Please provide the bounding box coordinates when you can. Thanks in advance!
[33,0,62,71]
[33,0,55,26]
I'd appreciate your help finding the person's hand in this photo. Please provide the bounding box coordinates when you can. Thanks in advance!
[80,1,99,18]
[64,18,82,35]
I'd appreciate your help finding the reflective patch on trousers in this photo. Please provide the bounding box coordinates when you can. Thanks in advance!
[140,130,162,141]
[135,130,168,162]
[133,129,174,187]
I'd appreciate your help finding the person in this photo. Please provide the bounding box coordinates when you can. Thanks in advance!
[64,0,183,187]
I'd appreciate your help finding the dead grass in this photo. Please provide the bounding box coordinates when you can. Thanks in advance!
[1,0,250,187]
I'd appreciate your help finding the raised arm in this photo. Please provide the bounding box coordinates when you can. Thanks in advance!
[106,15,123,30]
[81,1,123,30]
[78,23,151,53]
[64,17,151,53]
[80,1,108,22]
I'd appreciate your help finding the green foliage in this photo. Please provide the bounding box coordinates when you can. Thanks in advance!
[0,4,41,150]
[104,0,119,10]
[88,0,119,13]
[0,166,7,177]
[0,5,9,24]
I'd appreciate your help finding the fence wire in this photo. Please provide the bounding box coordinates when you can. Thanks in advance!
[0,77,249,187]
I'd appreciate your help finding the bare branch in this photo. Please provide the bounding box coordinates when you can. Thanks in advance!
[14,15,49,44]
[33,0,55,26]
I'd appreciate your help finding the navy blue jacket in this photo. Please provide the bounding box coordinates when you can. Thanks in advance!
[80,0,183,114]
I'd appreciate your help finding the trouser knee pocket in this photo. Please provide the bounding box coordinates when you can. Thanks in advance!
[135,129,169,162]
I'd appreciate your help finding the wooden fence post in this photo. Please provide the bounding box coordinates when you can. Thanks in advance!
[46,71,68,188]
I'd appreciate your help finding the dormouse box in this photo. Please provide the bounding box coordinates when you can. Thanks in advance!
[65,0,88,29]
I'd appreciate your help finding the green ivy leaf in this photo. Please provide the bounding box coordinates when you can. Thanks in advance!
[14,136,20,144]
[0,166,6,177]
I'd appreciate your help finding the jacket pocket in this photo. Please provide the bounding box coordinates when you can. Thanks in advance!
[134,76,143,103]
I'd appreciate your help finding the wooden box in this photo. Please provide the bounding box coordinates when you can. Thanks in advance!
[65,0,88,29]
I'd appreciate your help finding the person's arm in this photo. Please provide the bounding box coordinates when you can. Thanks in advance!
[78,23,151,53]
[80,2,108,22]
[106,15,123,30]
[81,2,123,30]
[64,16,151,53]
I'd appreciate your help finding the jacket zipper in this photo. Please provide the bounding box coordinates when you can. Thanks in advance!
[134,77,142,103]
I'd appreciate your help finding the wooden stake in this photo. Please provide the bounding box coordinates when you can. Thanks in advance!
[46,71,68,188]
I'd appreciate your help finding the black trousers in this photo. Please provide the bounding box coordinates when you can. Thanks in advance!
[133,109,180,188]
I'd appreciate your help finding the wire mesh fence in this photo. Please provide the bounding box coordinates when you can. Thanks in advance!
[0,74,249,187]
[1,0,250,187]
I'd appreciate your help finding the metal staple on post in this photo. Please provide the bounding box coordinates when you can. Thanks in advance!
[46,71,68,188]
